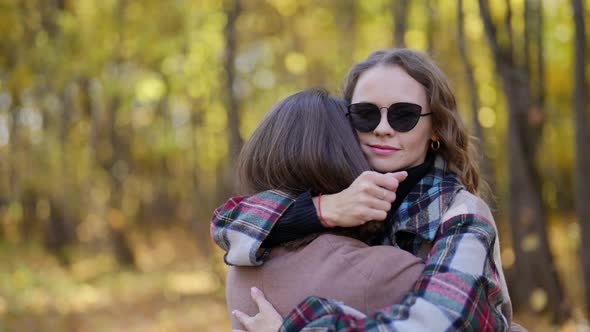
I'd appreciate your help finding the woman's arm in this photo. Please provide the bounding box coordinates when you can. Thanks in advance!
[260,191,326,248]
[279,213,510,332]
[210,190,297,266]
[211,171,407,266]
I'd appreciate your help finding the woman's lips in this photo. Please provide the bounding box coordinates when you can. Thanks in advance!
[368,144,400,156]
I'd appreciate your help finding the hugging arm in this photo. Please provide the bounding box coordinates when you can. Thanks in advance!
[211,172,407,266]
[210,190,324,266]
[211,172,406,266]
[279,214,510,332]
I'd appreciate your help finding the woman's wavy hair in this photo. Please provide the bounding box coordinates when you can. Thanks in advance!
[237,88,383,249]
[342,48,486,195]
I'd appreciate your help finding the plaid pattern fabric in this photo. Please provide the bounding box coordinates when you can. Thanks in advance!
[210,190,296,266]
[280,214,508,332]
[210,156,512,331]
[390,156,463,255]
[279,158,510,331]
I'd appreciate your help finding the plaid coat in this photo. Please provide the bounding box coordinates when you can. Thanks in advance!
[210,156,513,331]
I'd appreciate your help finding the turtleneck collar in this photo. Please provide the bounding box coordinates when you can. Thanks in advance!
[368,151,435,246]
[390,151,435,212]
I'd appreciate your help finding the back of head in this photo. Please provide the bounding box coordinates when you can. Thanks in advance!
[238,88,383,249]
[238,87,370,196]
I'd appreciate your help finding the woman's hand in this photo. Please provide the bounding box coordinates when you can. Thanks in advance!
[313,171,408,227]
[232,287,282,332]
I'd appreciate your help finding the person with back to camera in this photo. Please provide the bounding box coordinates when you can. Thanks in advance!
[213,48,526,331]
[225,87,423,330]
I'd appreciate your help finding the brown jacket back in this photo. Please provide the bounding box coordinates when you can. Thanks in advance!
[225,234,424,329]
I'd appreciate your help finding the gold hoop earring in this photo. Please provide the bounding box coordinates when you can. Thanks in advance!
[430,140,441,151]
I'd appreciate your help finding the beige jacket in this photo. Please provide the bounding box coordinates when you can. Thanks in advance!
[226,234,424,329]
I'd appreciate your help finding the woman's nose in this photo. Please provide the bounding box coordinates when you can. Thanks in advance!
[373,108,395,136]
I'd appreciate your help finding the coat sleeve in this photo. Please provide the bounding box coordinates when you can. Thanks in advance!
[209,190,296,266]
[280,213,511,332]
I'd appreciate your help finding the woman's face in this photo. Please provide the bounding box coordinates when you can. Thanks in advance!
[352,65,435,173]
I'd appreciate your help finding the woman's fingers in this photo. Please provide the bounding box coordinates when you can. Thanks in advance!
[353,207,388,222]
[389,171,409,182]
[320,171,408,227]
[357,171,407,203]
[364,193,393,211]
[359,171,407,193]
[250,287,276,313]
[232,310,252,329]
[231,288,283,332]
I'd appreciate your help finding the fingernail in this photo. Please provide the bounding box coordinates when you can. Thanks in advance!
[251,286,260,296]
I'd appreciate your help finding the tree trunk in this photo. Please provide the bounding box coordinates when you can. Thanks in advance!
[189,102,210,256]
[392,0,409,48]
[106,95,136,267]
[8,90,20,205]
[103,0,136,268]
[223,0,243,166]
[337,0,356,65]
[44,199,75,265]
[42,83,77,262]
[571,0,590,317]
[426,0,437,55]
[478,0,569,322]
[457,0,495,195]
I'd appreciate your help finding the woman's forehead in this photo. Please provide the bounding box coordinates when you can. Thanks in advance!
[352,65,427,106]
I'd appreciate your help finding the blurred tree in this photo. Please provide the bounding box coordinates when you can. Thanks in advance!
[102,0,136,267]
[571,0,590,318]
[425,0,437,54]
[392,0,410,47]
[478,0,569,322]
[223,0,243,171]
[457,0,495,196]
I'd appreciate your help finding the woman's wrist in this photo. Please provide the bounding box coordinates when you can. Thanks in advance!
[313,194,338,227]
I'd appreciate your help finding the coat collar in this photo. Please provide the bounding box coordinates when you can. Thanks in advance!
[391,155,464,245]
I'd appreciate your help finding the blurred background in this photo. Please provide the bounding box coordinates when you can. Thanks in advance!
[0,0,589,331]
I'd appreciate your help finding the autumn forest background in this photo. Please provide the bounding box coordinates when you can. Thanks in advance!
[0,0,589,331]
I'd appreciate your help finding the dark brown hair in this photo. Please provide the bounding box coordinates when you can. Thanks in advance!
[341,48,487,196]
[237,88,383,249]
[238,88,370,195]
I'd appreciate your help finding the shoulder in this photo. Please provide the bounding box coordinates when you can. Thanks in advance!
[437,190,498,246]
[319,234,423,275]
[444,189,494,222]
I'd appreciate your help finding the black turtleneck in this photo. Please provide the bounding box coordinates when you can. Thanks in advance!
[260,153,436,248]
[389,151,435,213]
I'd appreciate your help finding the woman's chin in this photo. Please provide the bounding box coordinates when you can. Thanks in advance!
[370,162,399,173]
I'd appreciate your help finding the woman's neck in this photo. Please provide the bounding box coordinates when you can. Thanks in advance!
[391,151,435,210]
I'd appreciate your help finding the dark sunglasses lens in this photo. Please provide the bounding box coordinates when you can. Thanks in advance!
[348,104,380,132]
[388,103,422,132]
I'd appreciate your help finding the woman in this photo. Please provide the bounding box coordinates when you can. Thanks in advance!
[225,87,424,330]
[212,49,514,331]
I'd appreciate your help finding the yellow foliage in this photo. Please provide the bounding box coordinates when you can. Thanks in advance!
[521,233,540,253]
[405,30,427,51]
[501,247,515,269]
[166,271,220,296]
[285,52,307,74]
[268,0,298,17]
[135,75,167,103]
[529,288,548,312]
[109,209,127,230]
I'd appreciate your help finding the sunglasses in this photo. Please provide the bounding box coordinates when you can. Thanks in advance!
[347,102,432,133]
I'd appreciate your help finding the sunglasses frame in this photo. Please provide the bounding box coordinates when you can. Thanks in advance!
[346,102,433,133]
